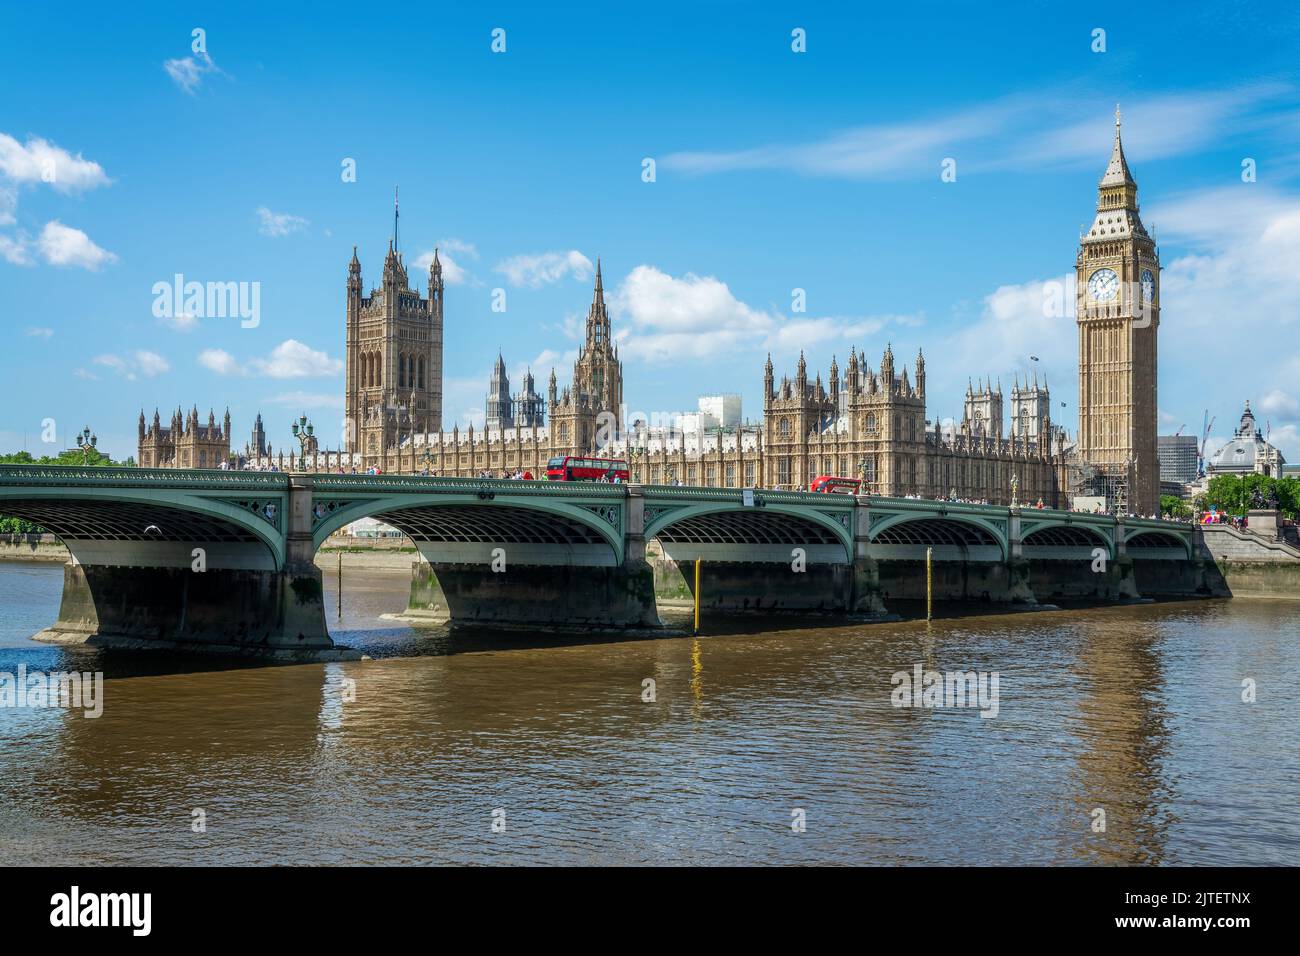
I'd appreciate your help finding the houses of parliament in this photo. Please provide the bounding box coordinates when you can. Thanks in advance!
[143,114,1160,514]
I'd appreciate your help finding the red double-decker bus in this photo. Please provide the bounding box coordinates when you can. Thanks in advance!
[546,455,630,482]
[810,475,863,494]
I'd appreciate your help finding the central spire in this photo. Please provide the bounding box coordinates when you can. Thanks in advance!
[1100,103,1135,189]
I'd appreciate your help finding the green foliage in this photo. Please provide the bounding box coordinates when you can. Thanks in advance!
[1201,474,1299,519]
[0,447,125,467]
[0,515,42,534]
[1160,494,1192,519]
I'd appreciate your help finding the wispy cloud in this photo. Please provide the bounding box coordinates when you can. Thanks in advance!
[25,327,53,339]
[257,206,309,237]
[663,84,1299,180]
[414,238,478,285]
[164,51,226,94]
[264,391,345,410]
[93,350,169,380]
[495,250,593,288]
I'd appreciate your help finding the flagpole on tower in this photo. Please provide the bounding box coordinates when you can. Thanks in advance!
[393,185,400,253]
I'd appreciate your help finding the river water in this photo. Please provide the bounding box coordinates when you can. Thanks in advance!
[1,558,1296,865]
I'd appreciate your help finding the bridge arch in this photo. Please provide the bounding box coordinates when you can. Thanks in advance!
[867,511,1008,561]
[1124,527,1193,559]
[311,491,624,566]
[644,503,854,563]
[0,485,285,569]
[1020,521,1114,560]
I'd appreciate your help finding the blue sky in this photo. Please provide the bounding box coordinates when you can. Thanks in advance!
[2,1,1299,461]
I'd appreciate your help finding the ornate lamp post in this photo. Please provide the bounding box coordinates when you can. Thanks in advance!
[75,426,97,465]
[290,413,315,467]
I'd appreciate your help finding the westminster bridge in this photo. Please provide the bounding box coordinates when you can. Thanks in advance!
[0,465,1217,659]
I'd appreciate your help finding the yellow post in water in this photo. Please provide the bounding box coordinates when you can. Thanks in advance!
[337,551,343,619]
[926,546,933,622]
[694,559,702,635]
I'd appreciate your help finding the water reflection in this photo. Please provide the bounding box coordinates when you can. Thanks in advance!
[1,560,1297,865]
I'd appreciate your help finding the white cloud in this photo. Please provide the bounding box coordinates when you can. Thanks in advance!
[0,133,110,193]
[25,327,53,339]
[253,340,342,378]
[1147,186,1300,458]
[1259,388,1300,421]
[663,84,1295,181]
[0,232,31,265]
[257,206,309,237]
[413,239,477,286]
[199,340,342,379]
[161,311,200,332]
[198,348,241,375]
[495,250,593,288]
[0,185,15,226]
[93,350,169,381]
[264,391,344,410]
[611,265,907,363]
[36,220,117,270]
[163,51,225,94]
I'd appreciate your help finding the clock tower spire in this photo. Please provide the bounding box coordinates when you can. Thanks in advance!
[1075,105,1160,514]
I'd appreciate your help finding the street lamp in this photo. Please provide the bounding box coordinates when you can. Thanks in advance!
[75,426,97,465]
[290,413,315,465]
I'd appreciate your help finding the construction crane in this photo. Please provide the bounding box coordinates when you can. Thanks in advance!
[1197,411,1216,478]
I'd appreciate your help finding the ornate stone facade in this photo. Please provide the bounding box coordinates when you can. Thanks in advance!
[138,406,231,468]
[345,239,444,463]
[1076,108,1161,514]
[761,347,1063,505]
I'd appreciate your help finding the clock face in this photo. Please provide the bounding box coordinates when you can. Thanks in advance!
[1088,268,1119,302]
[1141,269,1155,303]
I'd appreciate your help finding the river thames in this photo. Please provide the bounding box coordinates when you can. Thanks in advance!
[1,559,1296,866]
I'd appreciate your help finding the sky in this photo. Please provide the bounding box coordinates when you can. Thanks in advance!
[2,1,1299,463]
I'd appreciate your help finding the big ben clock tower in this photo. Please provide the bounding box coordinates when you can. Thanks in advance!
[1076,107,1160,514]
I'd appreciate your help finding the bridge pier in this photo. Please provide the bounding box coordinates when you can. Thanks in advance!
[408,560,660,628]
[30,474,354,660]
[34,560,347,660]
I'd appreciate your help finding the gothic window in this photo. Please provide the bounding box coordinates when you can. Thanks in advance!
[418,356,425,390]
[725,463,735,486]
[866,412,876,433]
[779,417,791,439]
[777,457,791,487]
[559,422,568,442]
[745,462,756,485]
[398,354,405,389]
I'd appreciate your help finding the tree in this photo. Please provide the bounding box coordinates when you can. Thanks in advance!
[1201,474,1299,519]
[1160,494,1191,519]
